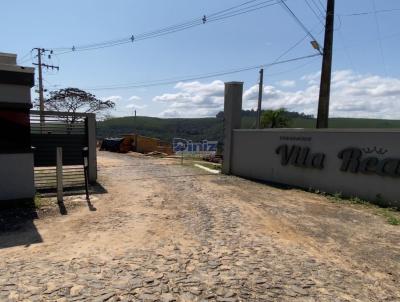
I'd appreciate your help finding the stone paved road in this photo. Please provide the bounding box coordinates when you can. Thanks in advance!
[0,152,399,302]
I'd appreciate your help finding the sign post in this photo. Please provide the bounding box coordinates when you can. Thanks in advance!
[56,147,63,203]
[82,147,90,201]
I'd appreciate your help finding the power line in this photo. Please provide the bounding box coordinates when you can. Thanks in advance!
[52,54,319,91]
[76,28,324,91]
[45,56,320,93]
[208,0,261,17]
[335,15,355,71]
[53,0,268,51]
[53,0,281,55]
[61,0,279,53]
[48,20,323,92]
[371,0,388,75]
[341,8,400,17]
[273,34,310,63]
[273,18,326,63]
[278,0,323,54]
[17,50,33,64]
[311,0,326,14]
[304,0,325,26]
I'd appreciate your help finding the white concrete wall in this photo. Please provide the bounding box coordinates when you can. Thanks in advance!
[231,129,400,207]
[0,154,35,200]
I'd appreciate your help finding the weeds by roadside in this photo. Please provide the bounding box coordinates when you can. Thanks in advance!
[310,190,400,226]
[380,209,400,225]
[194,162,221,171]
[178,158,221,171]
[34,194,42,208]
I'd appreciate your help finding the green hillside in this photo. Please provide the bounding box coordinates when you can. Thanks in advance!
[97,115,400,143]
[97,116,223,142]
[290,118,400,129]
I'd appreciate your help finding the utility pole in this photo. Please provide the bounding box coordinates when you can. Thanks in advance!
[32,48,59,113]
[134,110,137,135]
[256,68,264,129]
[316,0,335,128]
[36,48,45,113]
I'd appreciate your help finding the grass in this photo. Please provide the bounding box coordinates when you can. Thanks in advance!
[178,157,222,171]
[380,209,400,225]
[194,162,221,171]
[34,194,42,209]
[321,191,400,226]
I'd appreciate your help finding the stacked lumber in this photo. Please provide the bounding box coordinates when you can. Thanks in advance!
[100,134,174,155]
[119,137,133,153]
[100,138,123,152]
[100,137,131,153]
[122,134,174,155]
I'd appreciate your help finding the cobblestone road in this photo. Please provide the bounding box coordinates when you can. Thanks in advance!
[0,152,399,301]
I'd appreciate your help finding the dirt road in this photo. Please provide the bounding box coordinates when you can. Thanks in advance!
[0,151,399,301]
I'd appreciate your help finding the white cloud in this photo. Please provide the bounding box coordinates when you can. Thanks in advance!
[103,95,122,102]
[277,80,296,88]
[153,70,400,119]
[244,70,400,119]
[243,83,319,115]
[129,95,141,101]
[301,71,320,85]
[153,80,224,117]
[126,103,146,109]
[126,95,146,109]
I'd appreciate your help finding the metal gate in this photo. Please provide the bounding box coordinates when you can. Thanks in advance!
[30,110,90,190]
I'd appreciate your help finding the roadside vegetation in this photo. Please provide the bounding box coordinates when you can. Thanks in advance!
[260,108,292,128]
[313,190,400,226]
[98,110,400,143]
[34,194,42,208]
[193,162,221,171]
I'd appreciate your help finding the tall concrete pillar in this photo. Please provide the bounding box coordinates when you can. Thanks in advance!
[222,82,243,175]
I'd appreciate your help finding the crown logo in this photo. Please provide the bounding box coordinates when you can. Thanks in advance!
[362,146,388,155]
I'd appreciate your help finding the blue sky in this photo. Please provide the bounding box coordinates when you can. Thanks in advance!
[2,0,400,119]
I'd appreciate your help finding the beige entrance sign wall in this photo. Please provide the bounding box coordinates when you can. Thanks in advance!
[231,129,400,207]
[222,81,400,207]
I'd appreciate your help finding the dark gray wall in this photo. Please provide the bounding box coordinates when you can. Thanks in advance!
[230,129,400,207]
[0,52,35,201]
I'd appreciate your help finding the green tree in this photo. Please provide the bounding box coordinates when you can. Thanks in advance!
[260,108,291,128]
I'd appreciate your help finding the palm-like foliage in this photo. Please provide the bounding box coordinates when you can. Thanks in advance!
[260,108,291,128]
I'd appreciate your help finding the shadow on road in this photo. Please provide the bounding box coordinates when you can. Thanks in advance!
[86,198,97,211]
[0,198,43,249]
[57,199,68,215]
[37,182,107,197]
[41,182,106,213]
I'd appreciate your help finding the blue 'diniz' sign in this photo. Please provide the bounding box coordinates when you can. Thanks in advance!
[173,138,218,153]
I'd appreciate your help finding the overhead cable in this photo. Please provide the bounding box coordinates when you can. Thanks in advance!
[74,54,321,91]
[278,0,323,55]
[53,0,281,55]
